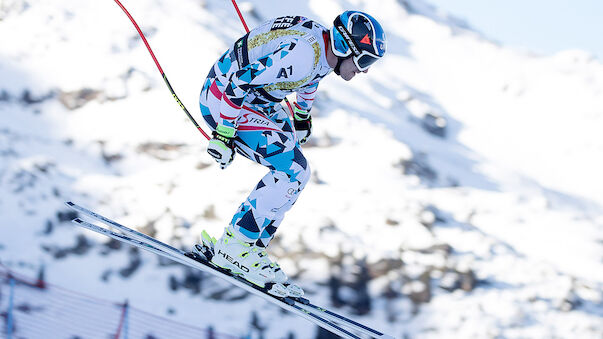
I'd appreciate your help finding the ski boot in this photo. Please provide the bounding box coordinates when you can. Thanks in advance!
[193,227,303,298]
[254,245,304,298]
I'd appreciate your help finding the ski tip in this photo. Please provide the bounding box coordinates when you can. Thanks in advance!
[72,218,83,224]
[65,201,75,207]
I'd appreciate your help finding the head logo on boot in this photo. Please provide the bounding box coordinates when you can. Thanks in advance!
[218,249,250,273]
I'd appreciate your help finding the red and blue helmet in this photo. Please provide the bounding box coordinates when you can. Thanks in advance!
[329,11,387,71]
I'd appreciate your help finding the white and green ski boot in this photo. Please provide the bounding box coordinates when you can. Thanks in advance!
[194,227,290,297]
[194,227,304,298]
[257,246,304,298]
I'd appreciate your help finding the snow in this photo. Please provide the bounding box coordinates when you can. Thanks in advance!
[1,0,602,338]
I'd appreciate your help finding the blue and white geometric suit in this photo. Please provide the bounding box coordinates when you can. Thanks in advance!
[199,16,333,247]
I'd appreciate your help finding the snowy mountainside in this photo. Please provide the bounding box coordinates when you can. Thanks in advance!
[1,0,602,338]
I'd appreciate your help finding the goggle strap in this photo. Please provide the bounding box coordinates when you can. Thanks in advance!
[333,16,362,57]
[331,29,352,58]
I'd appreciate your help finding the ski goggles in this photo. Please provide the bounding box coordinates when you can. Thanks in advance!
[352,51,381,71]
[332,17,382,71]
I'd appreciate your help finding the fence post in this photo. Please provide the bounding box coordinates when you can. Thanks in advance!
[7,277,15,339]
[123,300,129,339]
[114,299,129,339]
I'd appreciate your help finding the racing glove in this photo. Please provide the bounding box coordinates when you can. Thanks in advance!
[292,103,312,145]
[207,125,236,169]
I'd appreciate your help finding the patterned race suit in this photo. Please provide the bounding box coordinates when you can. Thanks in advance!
[199,16,332,247]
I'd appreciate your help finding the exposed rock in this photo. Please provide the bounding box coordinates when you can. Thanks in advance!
[100,238,122,254]
[139,220,158,238]
[56,210,77,223]
[42,220,53,235]
[9,169,37,193]
[21,89,55,105]
[40,234,92,259]
[406,271,432,313]
[421,112,447,138]
[397,152,438,184]
[383,282,403,322]
[71,235,92,255]
[100,269,112,282]
[350,259,372,315]
[58,88,103,110]
[558,281,584,312]
[196,161,211,170]
[438,268,477,293]
[98,140,123,165]
[422,205,447,223]
[420,243,452,256]
[303,132,339,148]
[439,270,461,292]
[202,205,217,220]
[385,218,400,226]
[459,269,477,292]
[418,209,436,228]
[370,258,404,278]
[318,219,339,234]
[0,90,11,102]
[207,287,238,301]
[136,142,187,161]
[168,275,178,291]
[182,268,203,295]
[52,187,61,198]
[118,247,141,278]
[168,268,205,295]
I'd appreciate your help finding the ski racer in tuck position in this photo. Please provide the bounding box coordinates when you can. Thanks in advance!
[194,11,387,297]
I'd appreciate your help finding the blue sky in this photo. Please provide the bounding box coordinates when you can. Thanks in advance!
[426,0,603,60]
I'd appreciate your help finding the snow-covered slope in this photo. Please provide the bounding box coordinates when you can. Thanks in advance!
[1,0,602,338]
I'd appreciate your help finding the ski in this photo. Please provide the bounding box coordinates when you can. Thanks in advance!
[66,202,394,339]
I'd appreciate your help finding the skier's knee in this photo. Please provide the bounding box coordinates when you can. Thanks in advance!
[298,162,311,188]
[291,147,311,187]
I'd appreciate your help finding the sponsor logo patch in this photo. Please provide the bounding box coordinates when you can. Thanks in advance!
[218,249,250,273]
[271,16,302,30]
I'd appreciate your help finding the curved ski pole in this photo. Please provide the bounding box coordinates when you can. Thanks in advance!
[113,0,210,140]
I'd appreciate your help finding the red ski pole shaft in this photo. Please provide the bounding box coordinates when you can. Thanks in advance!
[230,0,250,33]
[113,0,210,140]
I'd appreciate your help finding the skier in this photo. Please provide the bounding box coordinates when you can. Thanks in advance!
[195,11,386,297]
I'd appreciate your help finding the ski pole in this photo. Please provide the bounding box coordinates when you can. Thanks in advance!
[230,0,250,33]
[113,0,210,140]
[229,0,296,117]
